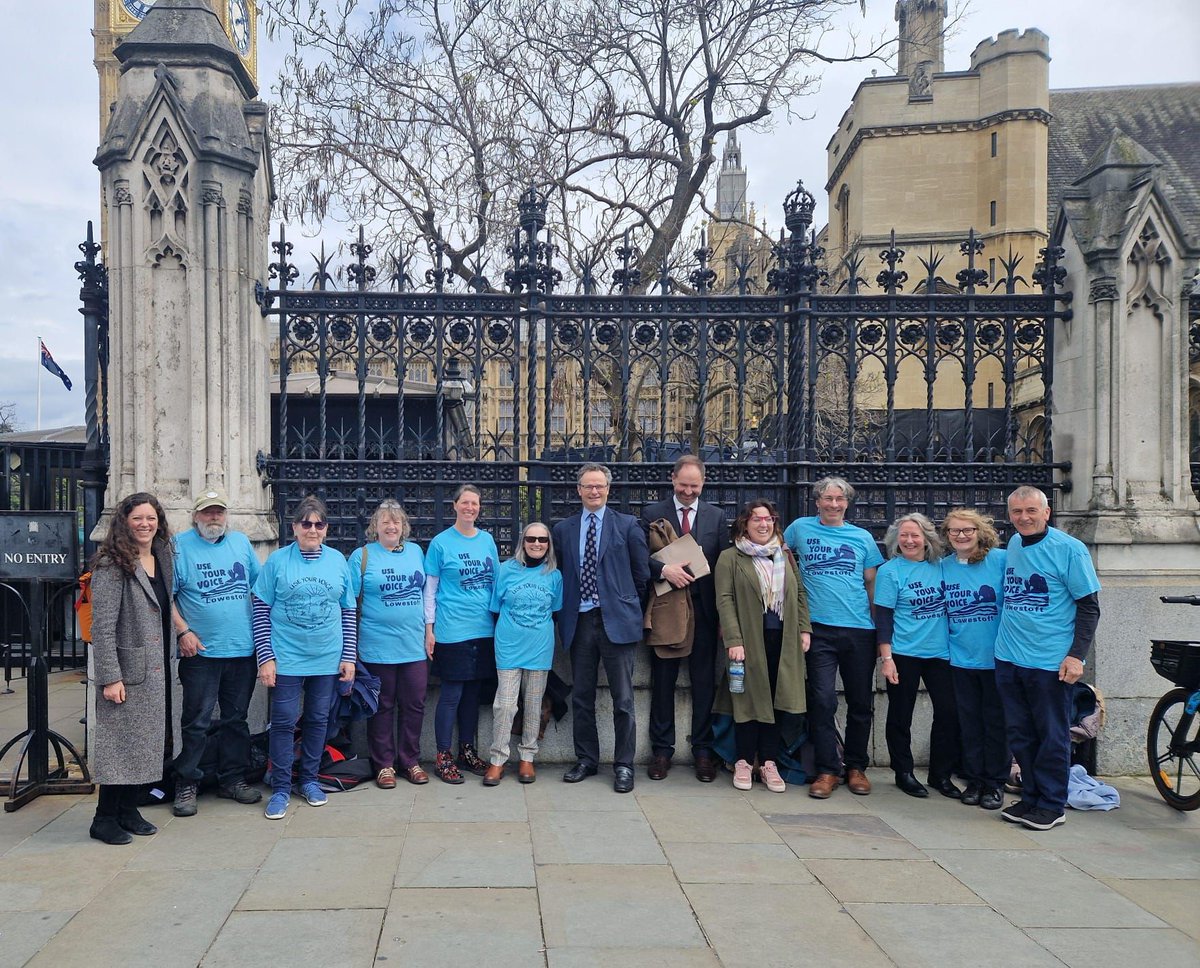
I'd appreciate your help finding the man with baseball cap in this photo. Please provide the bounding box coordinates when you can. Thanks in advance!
[170,488,262,815]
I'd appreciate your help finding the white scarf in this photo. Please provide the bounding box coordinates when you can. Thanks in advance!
[735,535,786,620]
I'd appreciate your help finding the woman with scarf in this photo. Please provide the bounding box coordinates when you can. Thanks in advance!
[714,500,811,793]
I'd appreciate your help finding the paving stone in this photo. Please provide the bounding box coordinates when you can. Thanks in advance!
[639,793,783,844]
[396,821,534,887]
[1100,778,1200,830]
[846,902,1064,968]
[931,848,1167,928]
[378,888,543,967]
[0,843,128,912]
[663,841,816,884]
[740,782,873,813]
[523,778,642,813]
[807,858,980,903]
[763,812,926,859]
[637,769,743,798]
[127,811,283,870]
[0,911,75,966]
[27,869,251,968]
[1027,821,1200,879]
[1026,927,1200,966]
[281,798,414,839]
[871,795,1043,849]
[684,883,892,968]
[201,908,384,967]
[530,809,666,865]
[539,865,705,949]
[237,836,403,910]
[547,948,721,967]
[1099,877,1200,940]
[410,776,529,822]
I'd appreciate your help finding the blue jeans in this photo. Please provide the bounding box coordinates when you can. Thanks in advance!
[174,655,257,786]
[995,659,1072,812]
[268,674,336,794]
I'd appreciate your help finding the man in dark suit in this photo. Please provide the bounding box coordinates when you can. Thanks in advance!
[641,455,730,782]
[553,462,650,793]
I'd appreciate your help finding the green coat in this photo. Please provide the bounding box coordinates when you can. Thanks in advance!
[714,547,811,724]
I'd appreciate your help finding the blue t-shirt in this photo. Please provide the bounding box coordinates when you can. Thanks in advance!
[491,559,564,670]
[173,529,260,659]
[941,548,1007,670]
[874,557,949,659]
[783,516,884,629]
[252,543,355,676]
[348,542,426,664]
[995,528,1101,672]
[425,527,499,643]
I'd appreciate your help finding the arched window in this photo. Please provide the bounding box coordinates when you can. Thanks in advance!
[838,184,850,250]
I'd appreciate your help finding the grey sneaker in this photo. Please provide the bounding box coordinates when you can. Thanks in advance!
[217,781,263,804]
[173,781,198,817]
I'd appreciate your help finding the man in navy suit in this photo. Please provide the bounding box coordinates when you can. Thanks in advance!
[553,462,650,793]
[641,455,730,782]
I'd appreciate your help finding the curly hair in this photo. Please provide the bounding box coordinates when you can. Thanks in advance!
[92,492,171,575]
[883,512,943,563]
[730,500,784,543]
[366,499,412,545]
[940,507,1000,565]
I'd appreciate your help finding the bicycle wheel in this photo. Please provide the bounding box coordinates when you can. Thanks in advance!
[1146,687,1200,811]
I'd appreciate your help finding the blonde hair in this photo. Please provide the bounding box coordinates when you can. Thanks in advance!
[513,521,556,572]
[366,499,412,545]
[940,508,999,565]
[884,512,943,563]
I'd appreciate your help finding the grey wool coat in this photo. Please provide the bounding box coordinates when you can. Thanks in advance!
[87,547,180,785]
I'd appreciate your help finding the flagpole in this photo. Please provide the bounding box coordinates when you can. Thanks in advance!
[36,335,42,431]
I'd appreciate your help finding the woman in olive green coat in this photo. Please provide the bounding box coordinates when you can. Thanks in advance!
[715,500,811,793]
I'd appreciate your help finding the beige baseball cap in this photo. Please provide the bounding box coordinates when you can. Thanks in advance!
[192,488,230,512]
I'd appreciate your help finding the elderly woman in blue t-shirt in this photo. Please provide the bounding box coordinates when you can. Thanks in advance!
[253,495,356,820]
[875,512,960,800]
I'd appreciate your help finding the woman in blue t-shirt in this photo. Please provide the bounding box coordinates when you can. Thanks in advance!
[940,508,1007,811]
[348,500,428,788]
[422,484,499,783]
[876,512,960,800]
[482,521,563,786]
[252,495,356,820]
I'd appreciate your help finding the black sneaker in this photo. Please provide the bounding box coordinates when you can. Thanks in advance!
[217,781,263,805]
[960,782,983,806]
[1001,799,1034,823]
[1019,807,1066,830]
[173,781,198,817]
[980,787,1004,811]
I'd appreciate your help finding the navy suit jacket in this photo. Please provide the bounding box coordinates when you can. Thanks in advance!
[640,498,730,627]
[553,507,650,649]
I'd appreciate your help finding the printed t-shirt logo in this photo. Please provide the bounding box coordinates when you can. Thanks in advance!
[284,579,336,626]
[803,541,857,575]
[944,581,999,620]
[507,580,555,629]
[378,568,423,604]
[458,555,495,591]
[196,561,250,603]
[1003,571,1049,612]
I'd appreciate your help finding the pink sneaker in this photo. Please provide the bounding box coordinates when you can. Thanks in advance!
[760,760,786,793]
[733,759,753,791]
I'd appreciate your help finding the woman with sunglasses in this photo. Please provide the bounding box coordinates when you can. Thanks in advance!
[423,484,499,783]
[252,495,356,819]
[348,500,429,788]
[940,508,1007,810]
[482,522,563,785]
[714,501,811,793]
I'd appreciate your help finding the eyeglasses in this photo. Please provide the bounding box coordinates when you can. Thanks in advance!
[524,536,550,544]
[578,483,609,491]
[749,515,778,524]
[297,520,328,530]
[947,527,977,537]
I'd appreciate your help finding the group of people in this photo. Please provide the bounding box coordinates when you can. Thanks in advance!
[83,459,1099,844]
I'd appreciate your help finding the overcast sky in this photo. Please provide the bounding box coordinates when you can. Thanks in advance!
[0,0,1196,432]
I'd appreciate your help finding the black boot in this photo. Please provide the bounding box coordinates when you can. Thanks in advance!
[118,808,158,836]
[90,816,133,845]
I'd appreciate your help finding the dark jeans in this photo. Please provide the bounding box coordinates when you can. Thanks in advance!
[649,602,719,760]
[995,659,1072,813]
[268,674,336,794]
[173,654,257,787]
[365,659,428,770]
[885,654,960,782]
[570,609,637,769]
[733,627,783,764]
[953,665,1008,789]
[806,623,877,776]
[434,678,482,751]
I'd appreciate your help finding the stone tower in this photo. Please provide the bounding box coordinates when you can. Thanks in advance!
[715,131,747,221]
[895,0,948,77]
[94,0,276,543]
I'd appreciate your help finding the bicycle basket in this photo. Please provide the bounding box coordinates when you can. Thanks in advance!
[1150,640,1200,689]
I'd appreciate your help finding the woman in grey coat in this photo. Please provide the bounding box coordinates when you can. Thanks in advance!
[87,492,178,845]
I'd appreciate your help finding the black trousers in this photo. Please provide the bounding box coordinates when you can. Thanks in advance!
[94,784,140,820]
[806,623,877,775]
[649,600,719,759]
[570,609,637,769]
[733,627,783,764]
[885,654,960,782]
[953,665,1009,789]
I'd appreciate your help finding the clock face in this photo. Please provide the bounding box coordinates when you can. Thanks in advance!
[122,0,155,19]
[228,0,251,55]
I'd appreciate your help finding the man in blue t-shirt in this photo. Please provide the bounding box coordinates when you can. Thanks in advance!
[994,486,1101,832]
[170,489,262,816]
[784,477,884,799]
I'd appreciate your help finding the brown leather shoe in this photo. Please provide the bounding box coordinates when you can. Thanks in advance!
[647,754,671,780]
[809,772,840,799]
[482,764,504,787]
[694,753,718,783]
[846,768,871,795]
[376,767,397,789]
[403,764,429,785]
[518,761,536,784]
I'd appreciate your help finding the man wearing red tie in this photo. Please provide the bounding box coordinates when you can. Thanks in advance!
[641,455,731,781]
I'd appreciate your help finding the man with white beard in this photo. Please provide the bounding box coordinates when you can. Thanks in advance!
[170,489,262,816]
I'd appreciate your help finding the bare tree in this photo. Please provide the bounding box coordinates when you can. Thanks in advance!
[0,401,18,435]
[263,0,887,289]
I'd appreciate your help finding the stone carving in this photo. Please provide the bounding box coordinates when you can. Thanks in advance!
[1127,222,1171,319]
[113,186,134,206]
[144,122,188,194]
[238,191,253,216]
[1089,278,1119,302]
[909,61,933,98]
[202,184,226,207]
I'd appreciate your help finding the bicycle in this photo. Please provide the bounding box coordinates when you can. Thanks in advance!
[1147,594,1200,811]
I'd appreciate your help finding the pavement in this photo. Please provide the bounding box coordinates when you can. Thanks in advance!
[0,670,1197,967]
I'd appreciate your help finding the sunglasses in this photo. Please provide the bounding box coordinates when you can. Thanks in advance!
[524,535,550,544]
[297,520,328,530]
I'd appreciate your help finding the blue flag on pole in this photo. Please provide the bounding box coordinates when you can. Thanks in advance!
[40,340,72,391]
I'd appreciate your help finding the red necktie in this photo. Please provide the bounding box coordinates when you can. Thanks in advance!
[680,507,691,534]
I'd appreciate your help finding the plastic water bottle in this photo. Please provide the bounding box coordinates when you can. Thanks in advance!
[728,660,746,694]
